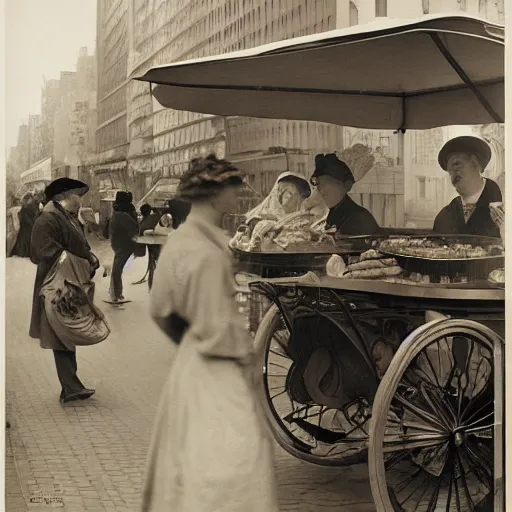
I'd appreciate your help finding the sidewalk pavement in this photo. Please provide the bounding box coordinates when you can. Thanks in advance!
[5,247,375,512]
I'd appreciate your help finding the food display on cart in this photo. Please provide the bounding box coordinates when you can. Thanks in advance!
[326,235,505,286]
[230,171,336,253]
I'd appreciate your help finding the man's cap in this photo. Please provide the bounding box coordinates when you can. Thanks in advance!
[311,153,355,184]
[45,178,89,201]
[438,136,492,171]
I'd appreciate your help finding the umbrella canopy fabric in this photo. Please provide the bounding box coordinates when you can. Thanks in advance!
[135,14,504,130]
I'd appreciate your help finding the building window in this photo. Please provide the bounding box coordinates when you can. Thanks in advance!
[418,176,426,199]
[379,136,390,151]
[349,2,359,26]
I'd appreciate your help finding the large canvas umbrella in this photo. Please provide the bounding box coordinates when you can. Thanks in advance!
[135,14,504,130]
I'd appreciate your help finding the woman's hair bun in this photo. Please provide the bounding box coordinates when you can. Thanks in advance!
[178,153,244,201]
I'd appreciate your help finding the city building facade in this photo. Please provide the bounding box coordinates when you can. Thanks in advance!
[15,124,30,176]
[40,79,61,161]
[85,0,131,212]
[127,0,343,211]
[28,114,43,167]
[53,71,77,169]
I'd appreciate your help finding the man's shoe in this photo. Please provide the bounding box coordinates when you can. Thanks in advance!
[61,389,95,404]
[78,389,96,400]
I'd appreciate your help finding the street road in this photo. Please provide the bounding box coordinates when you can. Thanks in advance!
[5,244,376,512]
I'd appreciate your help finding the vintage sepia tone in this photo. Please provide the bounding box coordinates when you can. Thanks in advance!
[5,0,505,511]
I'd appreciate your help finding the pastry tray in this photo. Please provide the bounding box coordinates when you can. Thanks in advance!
[379,248,504,262]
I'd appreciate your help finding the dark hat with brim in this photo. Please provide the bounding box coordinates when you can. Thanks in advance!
[438,136,492,171]
[311,153,354,184]
[45,178,89,201]
[115,191,131,204]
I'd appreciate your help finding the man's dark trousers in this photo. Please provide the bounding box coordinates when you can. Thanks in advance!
[111,249,133,299]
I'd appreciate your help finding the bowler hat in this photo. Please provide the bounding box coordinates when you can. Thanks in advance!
[45,178,89,201]
[311,153,354,184]
[438,136,492,171]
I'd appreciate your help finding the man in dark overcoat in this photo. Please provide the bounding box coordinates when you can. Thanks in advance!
[433,136,502,238]
[30,178,100,404]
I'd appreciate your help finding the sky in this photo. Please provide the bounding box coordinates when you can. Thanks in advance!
[5,0,97,148]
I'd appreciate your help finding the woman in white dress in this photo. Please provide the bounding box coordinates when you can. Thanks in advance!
[141,154,279,512]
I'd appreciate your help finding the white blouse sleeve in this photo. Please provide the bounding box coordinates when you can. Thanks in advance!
[185,253,253,363]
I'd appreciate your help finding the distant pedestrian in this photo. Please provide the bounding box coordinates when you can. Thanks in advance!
[10,193,38,258]
[29,178,100,404]
[109,192,139,302]
[139,203,160,234]
[139,204,162,287]
[141,154,279,512]
[126,191,139,222]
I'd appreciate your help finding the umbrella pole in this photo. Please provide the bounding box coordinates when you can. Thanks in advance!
[397,129,405,227]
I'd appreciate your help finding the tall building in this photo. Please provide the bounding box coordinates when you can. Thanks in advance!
[76,47,97,103]
[89,0,130,207]
[15,124,30,174]
[50,48,98,182]
[28,114,43,166]
[53,71,77,168]
[71,48,97,166]
[337,0,504,24]
[128,0,342,207]
[41,79,61,160]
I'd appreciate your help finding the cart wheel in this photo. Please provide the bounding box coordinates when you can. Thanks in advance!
[254,305,369,466]
[369,319,504,511]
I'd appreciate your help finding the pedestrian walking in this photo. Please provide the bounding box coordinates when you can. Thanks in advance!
[10,193,39,258]
[141,154,279,512]
[29,178,100,404]
[139,204,162,289]
[109,191,139,302]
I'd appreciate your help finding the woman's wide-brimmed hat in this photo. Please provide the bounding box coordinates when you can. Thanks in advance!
[310,153,355,185]
[438,136,492,171]
[45,178,89,201]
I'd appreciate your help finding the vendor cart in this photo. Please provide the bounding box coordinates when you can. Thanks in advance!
[136,14,505,510]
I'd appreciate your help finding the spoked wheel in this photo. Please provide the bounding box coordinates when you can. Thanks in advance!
[369,319,504,511]
[254,305,369,466]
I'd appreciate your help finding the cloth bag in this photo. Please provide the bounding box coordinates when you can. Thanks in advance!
[41,251,110,346]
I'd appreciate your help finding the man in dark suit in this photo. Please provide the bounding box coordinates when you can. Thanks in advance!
[433,136,502,238]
